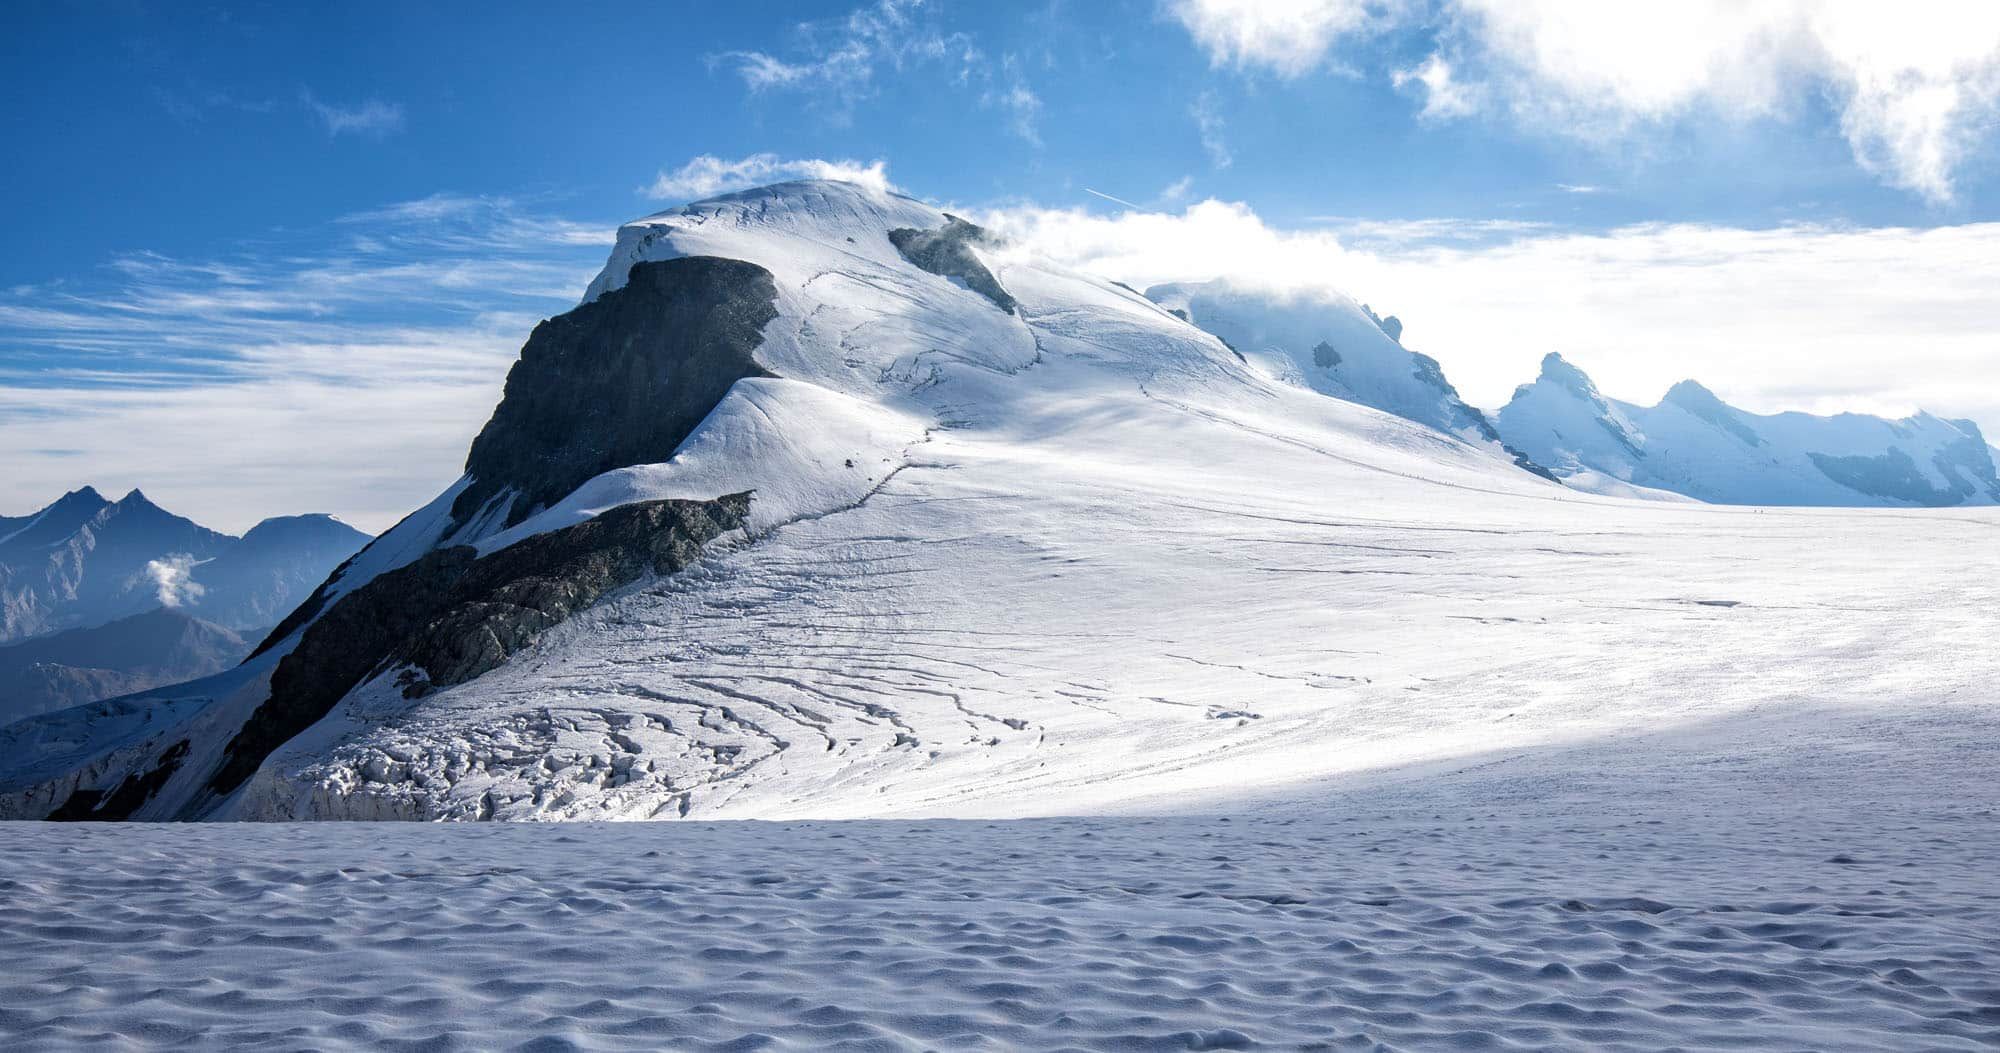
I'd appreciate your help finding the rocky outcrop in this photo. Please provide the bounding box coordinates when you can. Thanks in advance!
[1809,434,2000,506]
[453,257,779,529]
[201,494,751,801]
[888,216,1017,314]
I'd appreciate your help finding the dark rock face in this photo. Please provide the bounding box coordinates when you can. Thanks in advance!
[48,739,189,821]
[453,257,779,529]
[1312,341,1342,369]
[888,216,1017,314]
[1809,443,1996,507]
[1360,304,1403,344]
[204,494,751,799]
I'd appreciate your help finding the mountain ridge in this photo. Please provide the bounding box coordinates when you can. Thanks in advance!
[1496,352,2000,506]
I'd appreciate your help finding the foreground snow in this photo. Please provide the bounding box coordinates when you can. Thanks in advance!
[5,698,1997,1051]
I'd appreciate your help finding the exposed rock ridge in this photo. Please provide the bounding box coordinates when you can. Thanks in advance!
[191,494,752,806]
[453,257,779,529]
[887,216,1017,314]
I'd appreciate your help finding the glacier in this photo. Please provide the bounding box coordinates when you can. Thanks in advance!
[2,179,1996,1049]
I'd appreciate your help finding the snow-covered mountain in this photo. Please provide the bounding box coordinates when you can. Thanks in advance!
[1145,280,1552,479]
[0,608,249,728]
[1496,352,2000,506]
[4,179,1990,827]
[0,488,234,641]
[0,180,1574,821]
[176,514,374,632]
[0,489,368,642]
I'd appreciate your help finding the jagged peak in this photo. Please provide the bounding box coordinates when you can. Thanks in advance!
[1360,303,1403,344]
[1661,379,1762,446]
[38,486,110,513]
[1535,352,1600,398]
[1661,378,1721,408]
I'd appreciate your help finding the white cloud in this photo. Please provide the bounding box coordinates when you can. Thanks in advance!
[301,91,405,137]
[1190,91,1233,169]
[1167,0,1397,78]
[644,154,896,202]
[1444,0,2000,203]
[1392,53,1479,119]
[145,555,206,607]
[1166,1,2000,203]
[980,196,2000,439]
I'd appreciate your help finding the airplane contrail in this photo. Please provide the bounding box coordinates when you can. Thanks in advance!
[1083,187,1146,210]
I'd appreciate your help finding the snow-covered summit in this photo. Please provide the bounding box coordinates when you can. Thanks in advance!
[1496,353,2000,506]
[0,178,1575,821]
[1146,280,1555,479]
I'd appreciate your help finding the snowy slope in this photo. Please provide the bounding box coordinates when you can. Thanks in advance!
[0,179,1567,820]
[4,179,1994,828]
[1498,352,2000,506]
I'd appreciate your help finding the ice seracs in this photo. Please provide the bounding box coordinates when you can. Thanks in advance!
[1496,351,2000,506]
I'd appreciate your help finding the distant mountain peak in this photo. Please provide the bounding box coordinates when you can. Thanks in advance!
[1536,352,1601,397]
[1497,357,1999,507]
[1661,380,1762,446]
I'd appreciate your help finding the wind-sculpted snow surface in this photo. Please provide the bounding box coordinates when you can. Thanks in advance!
[4,702,1998,1050]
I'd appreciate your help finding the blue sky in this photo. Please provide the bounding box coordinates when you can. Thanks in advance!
[6,1,2000,530]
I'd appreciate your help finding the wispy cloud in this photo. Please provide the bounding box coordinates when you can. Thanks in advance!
[983,54,1043,146]
[302,91,406,137]
[644,154,897,202]
[152,86,278,124]
[1190,91,1232,169]
[714,0,1039,136]
[716,0,985,116]
[0,197,614,532]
